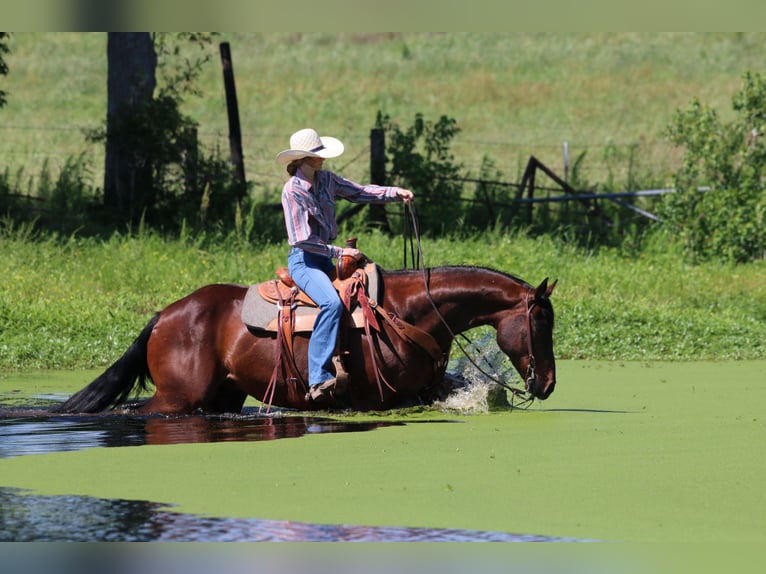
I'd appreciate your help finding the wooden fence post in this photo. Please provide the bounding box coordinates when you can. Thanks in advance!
[219,42,246,204]
[370,127,386,185]
[519,157,538,225]
[368,127,390,232]
[184,126,198,197]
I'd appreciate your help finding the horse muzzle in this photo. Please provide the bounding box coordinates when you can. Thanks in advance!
[526,375,555,400]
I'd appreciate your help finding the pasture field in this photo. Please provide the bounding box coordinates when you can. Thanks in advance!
[3,32,766,193]
[1,359,764,544]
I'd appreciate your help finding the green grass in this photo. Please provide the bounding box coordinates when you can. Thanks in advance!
[1,227,764,370]
[4,32,766,194]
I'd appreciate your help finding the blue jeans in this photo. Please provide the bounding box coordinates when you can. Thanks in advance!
[287,248,343,387]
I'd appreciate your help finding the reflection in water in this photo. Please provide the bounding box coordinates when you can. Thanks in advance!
[0,402,591,542]
[0,487,586,542]
[0,407,403,459]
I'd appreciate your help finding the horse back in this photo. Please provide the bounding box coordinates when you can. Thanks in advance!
[149,283,250,356]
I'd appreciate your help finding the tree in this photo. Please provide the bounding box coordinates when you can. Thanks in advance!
[103,32,157,224]
[98,33,217,228]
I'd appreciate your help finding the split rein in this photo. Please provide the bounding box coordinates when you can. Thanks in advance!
[402,203,536,409]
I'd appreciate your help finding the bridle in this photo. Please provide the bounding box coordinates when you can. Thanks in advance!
[403,203,537,408]
[523,293,538,394]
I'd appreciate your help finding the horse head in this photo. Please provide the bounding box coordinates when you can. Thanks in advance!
[496,277,557,400]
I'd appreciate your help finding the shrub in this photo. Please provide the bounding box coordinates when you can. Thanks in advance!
[375,111,464,235]
[663,71,766,263]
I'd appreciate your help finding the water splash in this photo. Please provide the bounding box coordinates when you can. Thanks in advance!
[437,334,525,414]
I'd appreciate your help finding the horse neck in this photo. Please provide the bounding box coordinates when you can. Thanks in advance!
[387,266,530,335]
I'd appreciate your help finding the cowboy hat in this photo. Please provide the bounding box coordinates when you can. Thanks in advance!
[275,128,345,164]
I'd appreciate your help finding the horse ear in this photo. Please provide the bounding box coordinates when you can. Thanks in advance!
[546,279,558,297]
[534,277,549,301]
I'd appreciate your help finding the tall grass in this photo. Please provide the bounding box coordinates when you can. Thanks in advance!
[1,225,764,370]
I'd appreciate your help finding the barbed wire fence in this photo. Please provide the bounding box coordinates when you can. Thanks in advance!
[0,121,680,227]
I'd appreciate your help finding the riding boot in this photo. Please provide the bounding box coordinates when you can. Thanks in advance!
[331,317,352,397]
[305,343,350,404]
[331,355,350,395]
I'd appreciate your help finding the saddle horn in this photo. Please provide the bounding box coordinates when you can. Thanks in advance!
[337,237,366,280]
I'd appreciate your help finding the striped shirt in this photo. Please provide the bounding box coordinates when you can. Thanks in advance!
[281,168,399,258]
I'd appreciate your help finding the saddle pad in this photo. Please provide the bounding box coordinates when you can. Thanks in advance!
[241,263,381,333]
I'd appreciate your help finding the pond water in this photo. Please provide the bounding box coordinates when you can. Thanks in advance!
[1,486,586,542]
[0,405,403,459]
[0,398,587,542]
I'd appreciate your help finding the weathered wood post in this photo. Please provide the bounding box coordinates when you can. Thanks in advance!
[184,126,199,198]
[219,42,246,204]
[370,127,386,185]
[519,157,538,225]
[368,127,390,232]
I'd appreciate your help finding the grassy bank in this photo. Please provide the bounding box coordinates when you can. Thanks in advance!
[1,228,764,370]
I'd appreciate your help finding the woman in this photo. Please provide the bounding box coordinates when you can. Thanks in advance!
[277,128,413,402]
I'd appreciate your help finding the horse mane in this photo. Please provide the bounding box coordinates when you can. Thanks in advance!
[382,264,554,326]
[383,264,534,290]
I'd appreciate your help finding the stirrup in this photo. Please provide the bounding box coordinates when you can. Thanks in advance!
[306,378,338,403]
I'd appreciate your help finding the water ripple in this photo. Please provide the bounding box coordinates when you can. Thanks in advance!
[0,407,404,459]
[0,488,589,542]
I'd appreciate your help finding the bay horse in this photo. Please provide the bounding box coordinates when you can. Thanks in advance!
[53,266,557,414]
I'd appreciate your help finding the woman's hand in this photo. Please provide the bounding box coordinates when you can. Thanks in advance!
[396,188,414,204]
[341,247,364,261]
[338,247,368,279]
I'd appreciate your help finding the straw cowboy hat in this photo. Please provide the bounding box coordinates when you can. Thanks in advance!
[276,128,345,164]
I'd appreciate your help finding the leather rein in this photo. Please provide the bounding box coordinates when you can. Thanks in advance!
[340,269,447,403]
[403,203,536,408]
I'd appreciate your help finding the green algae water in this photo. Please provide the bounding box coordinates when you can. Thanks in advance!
[1,360,764,543]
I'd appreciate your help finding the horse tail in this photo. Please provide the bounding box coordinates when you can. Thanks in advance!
[51,314,158,414]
